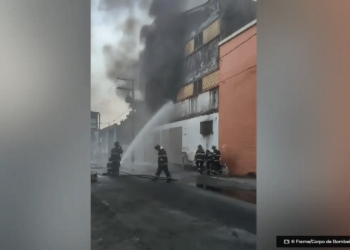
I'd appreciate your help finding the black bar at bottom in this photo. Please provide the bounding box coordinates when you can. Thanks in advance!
[277,236,350,248]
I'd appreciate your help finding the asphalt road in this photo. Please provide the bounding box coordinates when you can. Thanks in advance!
[91,171,256,250]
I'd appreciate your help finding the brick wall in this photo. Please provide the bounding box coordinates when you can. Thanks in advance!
[218,24,256,176]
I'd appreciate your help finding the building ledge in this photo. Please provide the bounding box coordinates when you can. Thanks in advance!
[164,108,218,125]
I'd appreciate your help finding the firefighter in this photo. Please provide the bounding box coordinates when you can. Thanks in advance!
[195,145,205,174]
[109,141,123,176]
[205,149,213,174]
[153,145,171,183]
[212,145,222,174]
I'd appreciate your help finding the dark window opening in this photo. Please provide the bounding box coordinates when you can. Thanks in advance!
[193,79,203,96]
[198,32,203,47]
[194,32,203,50]
[200,120,213,136]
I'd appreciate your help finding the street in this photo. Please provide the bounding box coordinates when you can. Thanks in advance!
[91,165,256,250]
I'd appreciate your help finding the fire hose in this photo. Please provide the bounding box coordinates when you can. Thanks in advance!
[94,163,179,182]
[119,170,179,181]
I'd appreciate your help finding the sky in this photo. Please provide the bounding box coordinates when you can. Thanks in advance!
[91,0,152,128]
[91,0,208,128]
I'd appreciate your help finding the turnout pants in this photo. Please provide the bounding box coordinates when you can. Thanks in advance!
[206,160,212,174]
[212,161,222,173]
[196,161,204,173]
[155,164,171,179]
[111,161,120,175]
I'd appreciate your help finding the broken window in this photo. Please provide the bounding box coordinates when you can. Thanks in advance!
[200,120,213,136]
[193,79,203,96]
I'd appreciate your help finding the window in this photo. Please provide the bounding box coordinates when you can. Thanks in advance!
[200,121,213,136]
[193,79,203,96]
[194,32,203,50]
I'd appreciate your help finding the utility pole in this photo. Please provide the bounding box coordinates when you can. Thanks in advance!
[117,77,135,164]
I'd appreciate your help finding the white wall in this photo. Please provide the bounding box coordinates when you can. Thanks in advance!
[99,132,108,156]
[152,113,219,162]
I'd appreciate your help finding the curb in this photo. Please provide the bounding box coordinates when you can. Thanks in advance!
[195,175,256,191]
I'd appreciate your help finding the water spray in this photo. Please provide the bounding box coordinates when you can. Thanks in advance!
[121,100,174,165]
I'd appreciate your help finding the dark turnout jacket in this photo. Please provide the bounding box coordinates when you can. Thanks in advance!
[158,147,168,166]
[195,148,206,161]
[206,150,213,161]
[213,149,221,162]
[110,145,123,161]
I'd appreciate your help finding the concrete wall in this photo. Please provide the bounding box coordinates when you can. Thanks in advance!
[172,88,219,119]
[91,111,99,130]
[218,23,256,176]
[91,130,99,159]
[99,130,108,160]
[99,125,117,161]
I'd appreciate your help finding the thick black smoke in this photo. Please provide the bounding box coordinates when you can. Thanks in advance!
[140,0,188,112]
[100,0,208,112]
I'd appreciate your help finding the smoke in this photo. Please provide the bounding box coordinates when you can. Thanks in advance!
[100,0,190,112]
[91,0,152,127]
[102,13,143,101]
[98,0,154,95]
[140,0,188,112]
[140,0,209,111]
[92,0,209,126]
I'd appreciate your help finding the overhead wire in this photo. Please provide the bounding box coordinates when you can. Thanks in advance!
[218,65,256,84]
[99,90,113,107]
[97,83,115,108]
[219,33,256,60]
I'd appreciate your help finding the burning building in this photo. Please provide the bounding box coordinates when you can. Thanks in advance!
[121,0,257,175]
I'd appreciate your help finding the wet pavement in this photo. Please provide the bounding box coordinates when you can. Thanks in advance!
[92,163,256,204]
[91,164,256,250]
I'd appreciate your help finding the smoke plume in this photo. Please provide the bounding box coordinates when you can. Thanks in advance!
[101,11,143,101]
[93,0,209,125]
[91,0,152,127]
[140,0,188,112]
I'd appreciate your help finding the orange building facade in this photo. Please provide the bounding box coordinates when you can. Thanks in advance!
[218,21,257,176]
